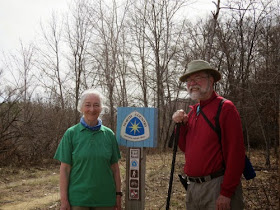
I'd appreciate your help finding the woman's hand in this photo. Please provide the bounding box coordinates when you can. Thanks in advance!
[59,163,71,210]
[115,195,122,210]
[111,163,122,210]
[60,199,71,210]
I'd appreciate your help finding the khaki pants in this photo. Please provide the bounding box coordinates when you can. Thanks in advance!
[71,207,114,210]
[185,176,244,210]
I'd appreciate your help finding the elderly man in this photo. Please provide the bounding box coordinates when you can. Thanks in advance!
[172,60,245,210]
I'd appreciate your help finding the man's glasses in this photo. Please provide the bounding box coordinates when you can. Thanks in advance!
[186,75,209,84]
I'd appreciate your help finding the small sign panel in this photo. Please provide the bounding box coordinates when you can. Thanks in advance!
[130,170,138,178]
[130,189,139,199]
[131,149,140,158]
[130,160,139,169]
[130,179,139,188]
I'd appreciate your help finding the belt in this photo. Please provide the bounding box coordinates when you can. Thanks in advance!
[186,169,225,184]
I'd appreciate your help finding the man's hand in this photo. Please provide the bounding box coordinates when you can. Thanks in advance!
[172,109,188,124]
[216,194,231,210]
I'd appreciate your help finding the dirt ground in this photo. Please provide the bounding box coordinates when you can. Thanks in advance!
[0,149,278,210]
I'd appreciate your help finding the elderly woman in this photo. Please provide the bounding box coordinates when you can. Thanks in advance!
[54,89,122,210]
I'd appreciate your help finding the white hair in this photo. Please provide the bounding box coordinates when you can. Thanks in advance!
[77,89,105,113]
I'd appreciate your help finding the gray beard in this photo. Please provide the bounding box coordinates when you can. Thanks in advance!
[189,92,201,101]
[188,83,211,101]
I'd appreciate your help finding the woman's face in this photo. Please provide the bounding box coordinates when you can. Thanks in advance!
[81,94,102,125]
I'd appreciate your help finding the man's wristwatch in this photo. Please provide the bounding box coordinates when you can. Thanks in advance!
[116,192,123,196]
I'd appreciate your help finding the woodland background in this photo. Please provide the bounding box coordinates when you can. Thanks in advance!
[0,0,279,172]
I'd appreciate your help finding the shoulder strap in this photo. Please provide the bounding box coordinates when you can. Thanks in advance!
[200,98,226,167]
[199,98,226,141]
[215,98,226,143]
[200,98,226,168]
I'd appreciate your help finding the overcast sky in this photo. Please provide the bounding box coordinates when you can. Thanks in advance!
[0,0,216,53]
[0,0,71,52]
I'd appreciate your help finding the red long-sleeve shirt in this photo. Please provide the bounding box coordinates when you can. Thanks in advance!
[178,92,245,198]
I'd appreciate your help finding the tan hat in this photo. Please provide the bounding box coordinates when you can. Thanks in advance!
[179,60,221,82]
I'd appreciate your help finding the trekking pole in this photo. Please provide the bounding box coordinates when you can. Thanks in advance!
[166,123,181,210]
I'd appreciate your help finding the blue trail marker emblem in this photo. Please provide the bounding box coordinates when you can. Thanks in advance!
[121,111,150,141]
[125,117,144,136]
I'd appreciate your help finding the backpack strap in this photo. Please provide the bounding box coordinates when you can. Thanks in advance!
[199,98,226,167]
[200,111,217,134]
[215,98,226,143]
[199,98,226,141]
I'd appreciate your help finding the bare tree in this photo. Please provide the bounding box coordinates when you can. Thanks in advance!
[115,28,130,107]
[0,42,39,164]
[228,0,274,167]
[38,12,66,109]
[126,1,151,107]
[65,0,94,123]
[85,0,130,129]
[126,0,188,147]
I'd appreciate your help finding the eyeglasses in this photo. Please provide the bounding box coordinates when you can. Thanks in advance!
[186,75,209,84]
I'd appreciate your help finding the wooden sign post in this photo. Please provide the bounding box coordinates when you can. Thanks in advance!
[117,107,158,210]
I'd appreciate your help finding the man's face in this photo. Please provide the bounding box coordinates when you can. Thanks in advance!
[186,71,213,101]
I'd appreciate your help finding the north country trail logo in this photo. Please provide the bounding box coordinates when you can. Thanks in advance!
[121,111,150,141]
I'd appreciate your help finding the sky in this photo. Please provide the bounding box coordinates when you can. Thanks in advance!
[0,0,71,52]
[0,0,216,53]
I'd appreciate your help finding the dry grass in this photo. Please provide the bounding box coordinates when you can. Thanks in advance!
[0,149,278,210]
[0,166,60,210]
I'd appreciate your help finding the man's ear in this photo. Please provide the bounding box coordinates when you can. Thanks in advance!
[209,74,215,85]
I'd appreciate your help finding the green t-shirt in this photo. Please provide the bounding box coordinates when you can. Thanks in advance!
[54,123,121,207]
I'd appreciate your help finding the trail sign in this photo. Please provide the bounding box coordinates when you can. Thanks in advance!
[116,107,158,210]
[116,107,158,148]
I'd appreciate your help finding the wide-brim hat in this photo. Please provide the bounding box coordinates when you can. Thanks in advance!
[179,60,221,82]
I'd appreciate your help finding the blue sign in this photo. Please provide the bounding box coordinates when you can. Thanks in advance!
[116,107,158,148]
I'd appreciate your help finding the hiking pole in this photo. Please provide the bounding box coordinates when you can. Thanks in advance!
[166,123,181,210]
